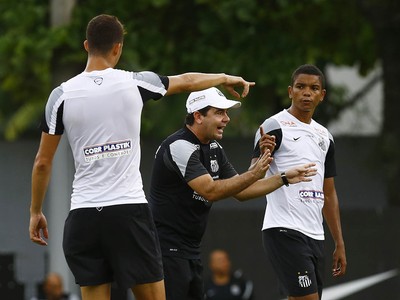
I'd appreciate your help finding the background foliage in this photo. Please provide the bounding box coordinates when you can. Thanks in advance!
[0,0,376,139]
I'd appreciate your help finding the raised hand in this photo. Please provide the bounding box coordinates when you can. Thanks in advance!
[285,163,317,184]
[250,149,273,179]
[259,126,276,154]
[222,75,256,98]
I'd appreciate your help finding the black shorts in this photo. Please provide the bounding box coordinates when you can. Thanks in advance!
[262,228,325,298]
[162,256,203,300]
[63,204,163,288]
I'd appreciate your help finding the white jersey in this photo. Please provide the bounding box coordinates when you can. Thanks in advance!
[253,110,337,240]
[42,68,168,210]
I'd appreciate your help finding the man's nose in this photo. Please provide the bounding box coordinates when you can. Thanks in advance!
[223,112,230,122]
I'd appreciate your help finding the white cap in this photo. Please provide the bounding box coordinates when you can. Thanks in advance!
[186,87,241,113]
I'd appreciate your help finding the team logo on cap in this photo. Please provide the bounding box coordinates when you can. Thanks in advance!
[188,95,205,105]
[216,89,224,97]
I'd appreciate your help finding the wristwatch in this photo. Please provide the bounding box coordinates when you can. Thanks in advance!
[280,172,289,186]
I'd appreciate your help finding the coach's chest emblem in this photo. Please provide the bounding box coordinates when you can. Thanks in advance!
[210,160,219,173]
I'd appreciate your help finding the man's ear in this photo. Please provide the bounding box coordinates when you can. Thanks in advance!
[288,85,292,99]
[83,40,89,52]
[320,89,327,101]
[193,111,203,124]
[113,43,123,55]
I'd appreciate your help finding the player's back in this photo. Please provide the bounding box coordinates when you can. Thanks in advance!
[50,68,146,209]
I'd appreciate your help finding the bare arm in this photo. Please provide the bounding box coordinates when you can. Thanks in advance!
[323,177,347,277]
[235,163,317,201]
[166,73,255,98]
[187,151,271,202]
[30,132,62,246]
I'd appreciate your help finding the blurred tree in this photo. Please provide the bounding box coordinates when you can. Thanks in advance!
[0,0,78,141]
[0,0,377,140]
[0,1,66,139]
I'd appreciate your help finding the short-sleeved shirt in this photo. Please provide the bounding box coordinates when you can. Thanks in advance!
[252,109,337,240]
[149,126,238,259]
[41,68,168,210]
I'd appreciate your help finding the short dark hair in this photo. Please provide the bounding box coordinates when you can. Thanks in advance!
[291,64,326,89]
[185,106,212,125]
[86,14,125,55]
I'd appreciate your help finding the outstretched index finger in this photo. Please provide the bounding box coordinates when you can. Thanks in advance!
[259,125,265,137]
[241,82,256,97]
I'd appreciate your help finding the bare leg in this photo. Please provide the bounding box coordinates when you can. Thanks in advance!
[289,292,320,300]
[81,283,111,300]
[131,280,166,300]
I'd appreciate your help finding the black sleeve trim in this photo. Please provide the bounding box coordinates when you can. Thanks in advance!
[160,75,169,90]
[54,101,65,134]
[253,128,282,158]
[324,139,337,178]
[40,101,64,135]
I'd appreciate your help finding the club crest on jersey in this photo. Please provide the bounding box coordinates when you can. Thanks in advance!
[298,272,312,288]
[318,138,326,151]
[210,160,219,172]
